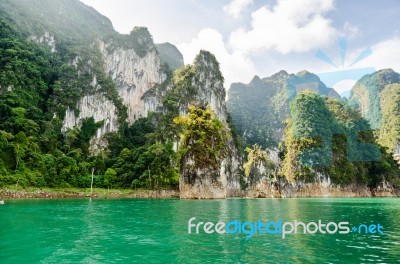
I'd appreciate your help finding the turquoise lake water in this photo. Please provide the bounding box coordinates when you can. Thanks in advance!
[0,198,399,263]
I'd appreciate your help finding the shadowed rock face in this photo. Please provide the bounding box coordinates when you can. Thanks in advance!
[179,166,227,199]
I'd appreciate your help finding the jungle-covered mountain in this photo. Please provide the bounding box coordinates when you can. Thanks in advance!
[0,0,399,195]
[227,70,340,149]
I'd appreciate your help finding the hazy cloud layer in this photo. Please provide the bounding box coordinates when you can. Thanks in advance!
[230,0,336,54]
[223,0,253,19]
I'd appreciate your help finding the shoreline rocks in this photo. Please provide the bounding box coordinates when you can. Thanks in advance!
[0,189,179,199]
[0,185,398,200]
[242,179,399,198]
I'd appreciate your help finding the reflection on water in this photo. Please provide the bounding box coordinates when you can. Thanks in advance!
[0,198,399,263]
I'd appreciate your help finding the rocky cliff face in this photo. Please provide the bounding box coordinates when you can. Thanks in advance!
[244,178,399,198]
[29,31,56,52]
[98,40,165,124]
[61,35,172,152]
[177,51,241,199]
[179,51,227,122]
[62,94,119,153]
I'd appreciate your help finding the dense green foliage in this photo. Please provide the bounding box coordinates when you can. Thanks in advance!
[0,15,167,189]
[378,84,400,153]
[227,76,277,149]
[174,105,229,171]
[105,27,157,58]
[0,13,230,190]
[0,0,114,42]
[0,0,191,191]
[105,116,179,189]
[281,92,400,186]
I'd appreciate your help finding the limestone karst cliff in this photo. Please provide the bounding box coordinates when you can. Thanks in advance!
[62,30,169,152]
[171,51,240,198]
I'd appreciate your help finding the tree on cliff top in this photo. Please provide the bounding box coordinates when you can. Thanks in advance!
[174,105,229,174]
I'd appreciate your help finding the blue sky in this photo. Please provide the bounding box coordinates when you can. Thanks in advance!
[81,0,400,92]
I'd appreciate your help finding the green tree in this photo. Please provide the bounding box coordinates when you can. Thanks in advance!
[103,168,117,188]
[174,105,229,176]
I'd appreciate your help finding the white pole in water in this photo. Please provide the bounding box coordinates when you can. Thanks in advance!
[90,167,94,198]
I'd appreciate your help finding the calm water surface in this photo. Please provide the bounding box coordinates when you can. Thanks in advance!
[0,198,399,263]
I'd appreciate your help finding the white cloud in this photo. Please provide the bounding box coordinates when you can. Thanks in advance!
[177,0,341,89]
[353,37,400,72]
[342,22,359,39]
[223,0,253,19]
[177,28,256,89]
[229,0,336,55]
